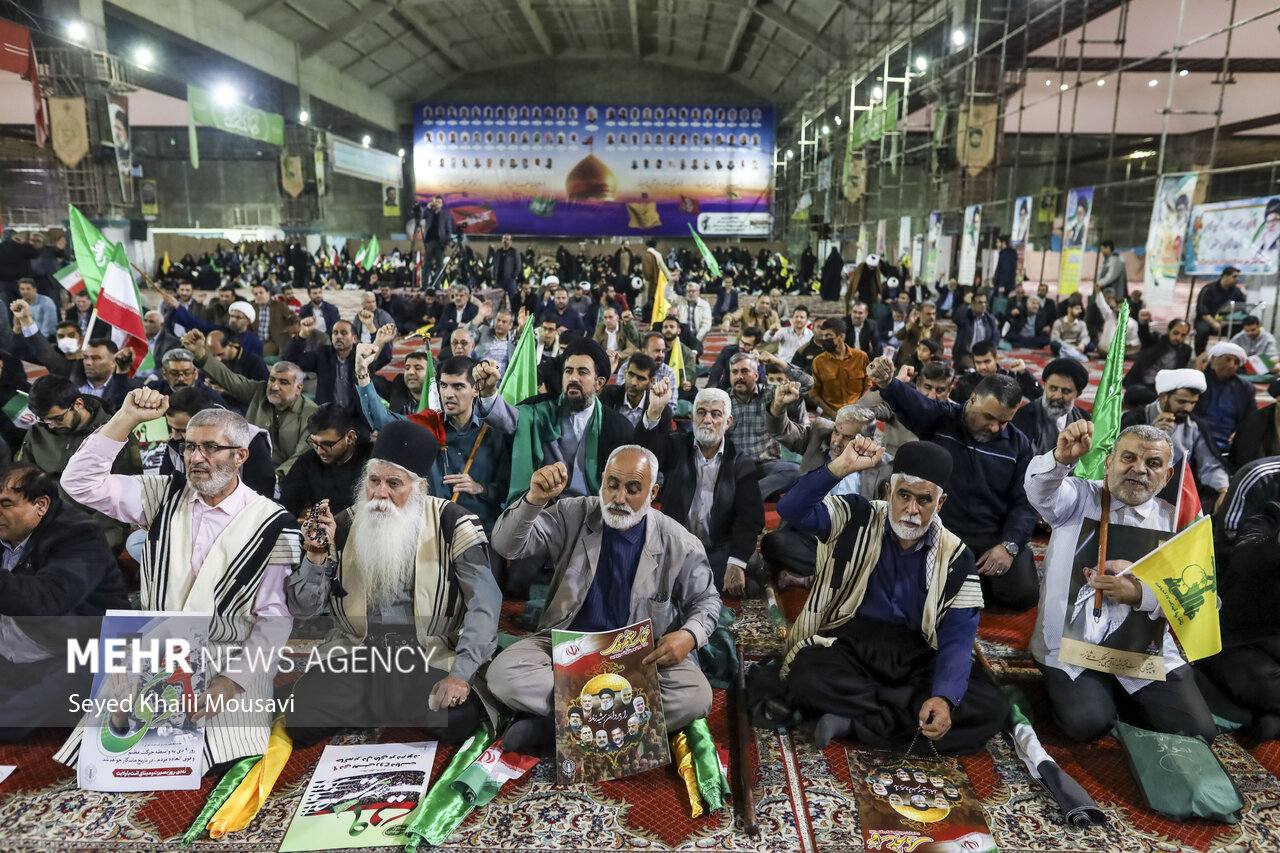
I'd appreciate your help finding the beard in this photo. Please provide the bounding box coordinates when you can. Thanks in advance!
[351,487,426,613]
[189,461,237,497]
[694,424,723,448]
[562,387,592,413]
[1041,395,1071,419]
[599,496,648,530]
[1108,472,1158,507]
[889,512,926,542]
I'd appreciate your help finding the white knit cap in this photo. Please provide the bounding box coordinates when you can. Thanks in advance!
[1155,368,1206,394]
[228,300,256,324]
[1207,341,1247,362]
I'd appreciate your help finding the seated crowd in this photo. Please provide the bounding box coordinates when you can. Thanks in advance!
[1,242,1278,789]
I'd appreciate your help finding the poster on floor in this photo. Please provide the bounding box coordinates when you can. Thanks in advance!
[1184,195,1280,277]
[924,212,943,285]
[1011,195,1032,248]
[412,102,774,237]
[958,204,981,287]
[848,749,996,853]
[77,610,208,792]
[551,619,670,784]
[1058,187,1094,296]
[1057,518,1173,680]
[1142,173,1198,307]
[280,741,437,851]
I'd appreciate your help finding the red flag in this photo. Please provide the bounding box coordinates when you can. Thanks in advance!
[1175,458,1202,530]
[582,135,594,145]
[0,22,49,148]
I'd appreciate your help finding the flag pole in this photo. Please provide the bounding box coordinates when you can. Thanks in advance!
[129,261,162,292]
[81,308,101,352]
[1093,486,1111,620]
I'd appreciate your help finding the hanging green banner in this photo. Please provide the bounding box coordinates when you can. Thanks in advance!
[186,84,284,146]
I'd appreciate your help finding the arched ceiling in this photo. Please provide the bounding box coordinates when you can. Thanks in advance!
[222,0,880,106]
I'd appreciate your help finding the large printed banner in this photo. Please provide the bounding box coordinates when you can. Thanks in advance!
[924,212,942,285]
[1058,187,1094,297]
[1011,196,1032,248]
[1185,195,1280,277]
[412,103,775,237]
[958,205,981,287]
[1143,173,1198,307]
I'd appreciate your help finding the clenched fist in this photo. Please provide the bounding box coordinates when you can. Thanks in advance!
[473,360,501,397]
[1053,419,1094,467]
[828,434,884,479]
[867,356,896,387]
[527,462,569,505]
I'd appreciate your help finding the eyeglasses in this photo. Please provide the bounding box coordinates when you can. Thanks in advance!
[307,435,347,451]
[39,408,74,428]
[181,442,242,457]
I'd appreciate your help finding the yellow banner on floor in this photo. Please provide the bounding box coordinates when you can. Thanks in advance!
[1128,516,1221,661]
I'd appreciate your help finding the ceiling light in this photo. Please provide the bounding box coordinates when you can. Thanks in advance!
[298,109,309,124]
[1179,68,1189,76]
[1060,83,1069,91]
[915,57,927,72]
[397,147,405,157]
[1148,78,1159,87]
[67,21,86,42]
[1045,79,1052,87]
[951,29,966,47]
[362,135,372,147]
[213,83,238,106]
[134,46,153,67]
[822,125,830,135]
[1127,150,1157,159]
[834,115,841,126]
[785,149,794,160]
[1097,78,1105,86]
[872,86,883,100]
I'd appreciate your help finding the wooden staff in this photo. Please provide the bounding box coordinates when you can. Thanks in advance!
[129,261,163,292]
[1093,485,1111,619]
[449,423,488,503]
[733,646,760,838]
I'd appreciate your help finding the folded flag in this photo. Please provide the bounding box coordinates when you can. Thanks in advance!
[53,262,86,297]
[451,739,539,806]
[1003,686,1106,828]
[206,722,293,838]
[672,732,703,818]
[1244,353,1274,375]
[686,718,730,812]
[2,391,36,430]
[403,727,494,852]
[181,755,261,846]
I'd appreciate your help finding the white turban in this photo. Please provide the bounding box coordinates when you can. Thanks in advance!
[228,300,256,324]
[1155,368,1206,395]
[865,253,880,267]
[542,274,560,287]
[1207,341,1247,362]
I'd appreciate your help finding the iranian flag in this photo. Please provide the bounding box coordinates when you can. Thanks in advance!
[355,234,380,269]
[88,242,152,375]
[68,204,110,302]
[1,391,36,430]
[53,262,86,297]
[1244,353,1275,375]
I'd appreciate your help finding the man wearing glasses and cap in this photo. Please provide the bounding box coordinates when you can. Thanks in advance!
[55,387,302,773]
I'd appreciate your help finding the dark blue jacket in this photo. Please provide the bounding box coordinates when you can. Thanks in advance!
[993,247,1019,294]
[1194,369,1257,452]
[951,309,1001,362]
[880,377,1036,546]
[299,300,341,332]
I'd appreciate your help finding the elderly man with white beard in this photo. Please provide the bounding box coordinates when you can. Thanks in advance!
[55,388,301,772]
[1025,420,1216,743]
[637,382,765,597]
[486,445,722,755]
[283,420,501,745]
[777,436,1006,753]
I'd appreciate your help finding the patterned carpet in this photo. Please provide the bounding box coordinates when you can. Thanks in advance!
[3,293,1277,851]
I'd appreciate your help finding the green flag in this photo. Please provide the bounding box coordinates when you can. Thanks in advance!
[498,316,539,407]
[687,224,721,278]
[1074,299,1130,480]
[402,728,495,852]
[356,234,380,268]
[186,84,284,146]
[67,205,110,302]
[417,347,435,413]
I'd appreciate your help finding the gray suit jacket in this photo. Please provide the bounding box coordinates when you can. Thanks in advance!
[492,495,721,647]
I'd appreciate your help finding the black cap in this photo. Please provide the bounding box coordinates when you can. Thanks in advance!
[891,441,953,489]
[561,337,611,380]
[1043,357,1089,394]
[370,419,438,479]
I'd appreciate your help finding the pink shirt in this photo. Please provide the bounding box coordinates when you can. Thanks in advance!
[62,432,294,689]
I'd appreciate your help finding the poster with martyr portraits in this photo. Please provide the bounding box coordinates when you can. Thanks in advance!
[552,619,669,784]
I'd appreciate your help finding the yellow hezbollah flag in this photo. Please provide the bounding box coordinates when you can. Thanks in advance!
[668,333,686,386]
[206,721,293,838]
[1128,516,1220,661]
[651,267,670,326]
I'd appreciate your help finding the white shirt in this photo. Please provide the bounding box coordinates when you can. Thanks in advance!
[689,439,724,542]
[1024,452,1184,693]
[764,324,812,362]
[605,328,619,351]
